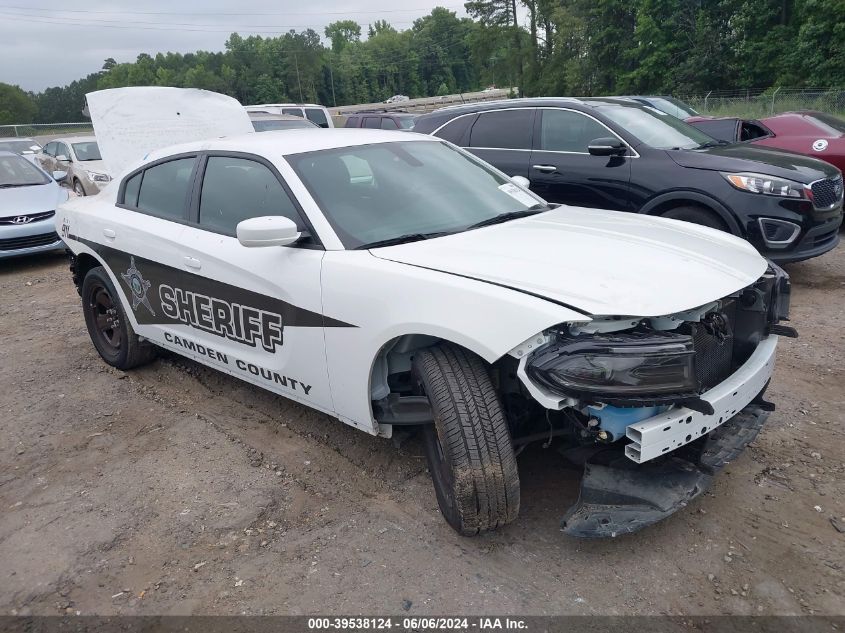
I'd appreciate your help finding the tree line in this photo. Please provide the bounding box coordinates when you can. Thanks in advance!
[1,0,842,124]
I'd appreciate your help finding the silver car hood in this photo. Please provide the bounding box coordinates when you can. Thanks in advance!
[0,181,65,217]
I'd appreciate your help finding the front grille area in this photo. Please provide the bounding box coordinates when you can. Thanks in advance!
[0,232,61,251]
[0,210,55,225]
[811,175,844,209]
[689,299,737,392]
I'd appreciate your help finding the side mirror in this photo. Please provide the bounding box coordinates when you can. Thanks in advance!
[510,175,531,188]
[55,154,70,162]
[587,137,628,157]
[237,216,301,248]
[52,170,67,182]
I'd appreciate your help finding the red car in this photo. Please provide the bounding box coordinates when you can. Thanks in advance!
[687,111,845,172]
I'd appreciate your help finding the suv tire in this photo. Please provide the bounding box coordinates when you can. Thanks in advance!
[413,343,520,535]
[81,266,156,370]
[661,205,729,232]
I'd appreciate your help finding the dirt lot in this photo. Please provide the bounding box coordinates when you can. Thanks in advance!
[1,244,844,617]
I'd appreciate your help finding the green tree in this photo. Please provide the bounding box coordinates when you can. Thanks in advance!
[325,20,362,53]
[0,83,37,124]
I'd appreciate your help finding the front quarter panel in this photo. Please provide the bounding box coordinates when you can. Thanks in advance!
[321,250,589,433]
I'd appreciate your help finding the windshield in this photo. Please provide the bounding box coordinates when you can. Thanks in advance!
[397,117,416,129]
[72,142,102,161]
[252,119,314,132]
[599,105,715,149]
[646,97,700,119]
[803,113,845,136]
[0,153,50,187]
[0,140,42,154]
[287,140,544,249]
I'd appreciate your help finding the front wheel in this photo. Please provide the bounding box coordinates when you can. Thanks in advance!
[413,343,520,535]
[81,266,156,370]
[73,179,86,196]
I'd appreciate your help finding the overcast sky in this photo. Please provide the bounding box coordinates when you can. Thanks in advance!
[2,1,468,92]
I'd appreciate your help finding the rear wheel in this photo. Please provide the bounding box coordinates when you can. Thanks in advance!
[661,205,729,232]
[81,266,156,370]
[413,343,520,536]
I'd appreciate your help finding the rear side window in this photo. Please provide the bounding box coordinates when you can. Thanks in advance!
[122,172,142,207]
[345,116,360,128]
[136,157,196,220]
[469,109,534,149]
[539,109,611,152]
[198,156,302,235]
[380,118,399,130]
[433,115,475,145]
[363,117,381,129]
[305,108,329,128]
[282,108,303,117]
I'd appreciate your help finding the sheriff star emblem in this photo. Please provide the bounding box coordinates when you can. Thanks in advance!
[120,256,156,316]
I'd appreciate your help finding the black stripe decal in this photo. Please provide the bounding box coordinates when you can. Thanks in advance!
[75,237,355,352]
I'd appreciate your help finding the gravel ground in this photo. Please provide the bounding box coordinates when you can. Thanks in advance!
[1,244,843,616]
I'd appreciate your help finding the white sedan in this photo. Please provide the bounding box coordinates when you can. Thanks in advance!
[58,124,793,538]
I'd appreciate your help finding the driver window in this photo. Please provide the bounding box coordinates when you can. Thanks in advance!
[539,109,612,153]
[198,156,303,235]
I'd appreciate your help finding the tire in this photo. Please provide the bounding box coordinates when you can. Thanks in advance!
[413,343,520,536]
[661,205,729,232]
[81,266,156,370]
[73,179,86,196]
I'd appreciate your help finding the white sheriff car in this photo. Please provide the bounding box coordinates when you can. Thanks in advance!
[58,89,795,538]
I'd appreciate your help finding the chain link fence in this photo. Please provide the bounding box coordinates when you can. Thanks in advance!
[677,88,845,118]
[0,122,94,140]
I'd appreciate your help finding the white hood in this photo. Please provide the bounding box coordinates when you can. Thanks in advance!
[372,206,768,317]
[86,87,254,176]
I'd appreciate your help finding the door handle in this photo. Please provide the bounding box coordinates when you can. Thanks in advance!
[532,164,557,173]
[102,228,116,239]
[183,256,202,270]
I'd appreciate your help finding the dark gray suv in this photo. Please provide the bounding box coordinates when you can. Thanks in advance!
[413,98,843,263]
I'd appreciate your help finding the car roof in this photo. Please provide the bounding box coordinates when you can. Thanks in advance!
[51,135,97,143]
[144,128,432,162]
[248,112,312,121]
[246,103,325,108]
[421,96,638,117]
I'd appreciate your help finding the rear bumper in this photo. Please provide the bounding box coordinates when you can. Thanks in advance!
[562,404,770,538]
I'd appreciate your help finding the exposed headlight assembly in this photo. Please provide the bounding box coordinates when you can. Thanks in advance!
[86,171,111,183]
[527,331,697,397]
[721,172,805,199]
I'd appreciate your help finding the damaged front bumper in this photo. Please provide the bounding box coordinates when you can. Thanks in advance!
[561,403,770,538]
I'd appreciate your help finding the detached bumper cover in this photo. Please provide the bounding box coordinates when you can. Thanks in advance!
[561,404,769,538]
